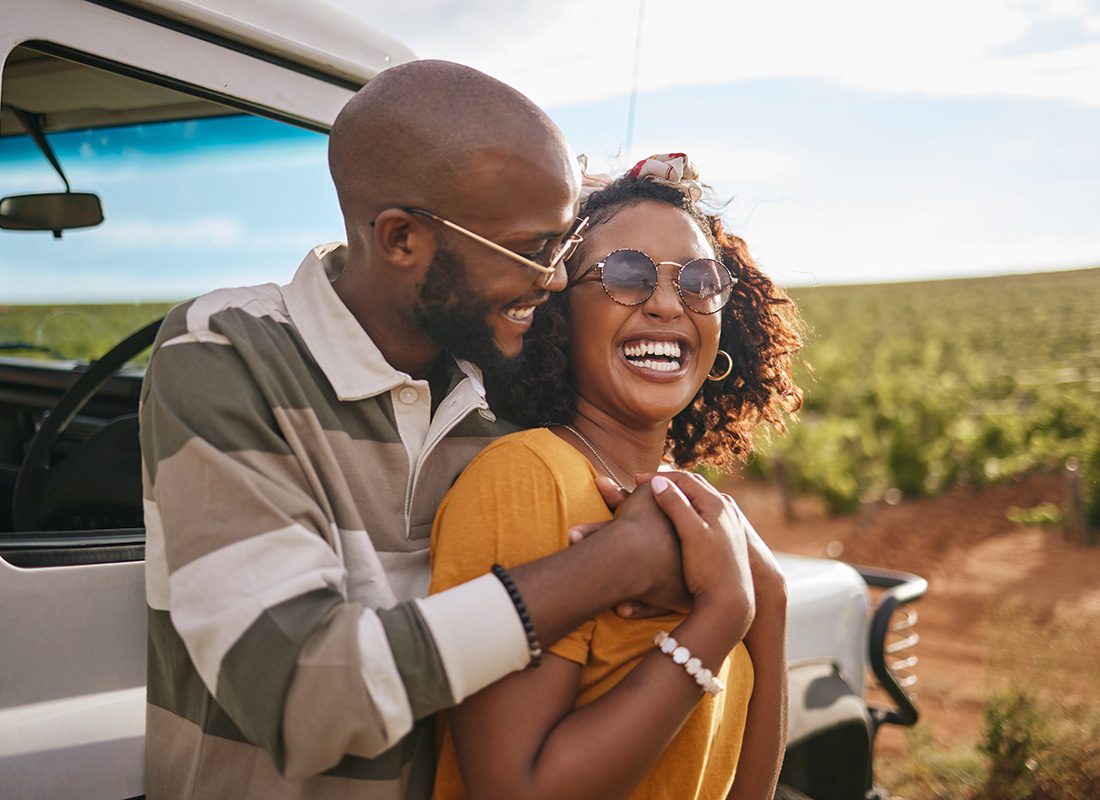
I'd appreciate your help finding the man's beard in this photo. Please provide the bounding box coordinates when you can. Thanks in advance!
[412,244,520,377]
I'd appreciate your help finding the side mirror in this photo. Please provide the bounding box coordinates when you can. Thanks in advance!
[0,192,104,238]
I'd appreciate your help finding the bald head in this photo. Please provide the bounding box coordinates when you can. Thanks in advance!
[329,60,576,252]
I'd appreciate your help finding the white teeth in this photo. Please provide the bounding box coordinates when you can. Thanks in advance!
[504,306,534,320]
[623,339,682,358]
[635,359,681,372]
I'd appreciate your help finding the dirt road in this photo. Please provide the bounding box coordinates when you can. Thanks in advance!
[722,472,1100,760]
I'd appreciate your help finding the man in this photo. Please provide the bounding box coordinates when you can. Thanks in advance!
[142,61,695,799]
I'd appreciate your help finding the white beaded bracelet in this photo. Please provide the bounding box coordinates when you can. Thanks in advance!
[654,631,725,696]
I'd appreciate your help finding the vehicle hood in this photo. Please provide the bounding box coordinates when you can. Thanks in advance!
[778,554,869,694]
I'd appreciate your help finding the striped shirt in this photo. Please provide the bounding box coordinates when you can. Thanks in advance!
[141,243,529,799]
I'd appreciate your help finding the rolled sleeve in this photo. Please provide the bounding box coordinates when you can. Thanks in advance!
[416,575,530,703]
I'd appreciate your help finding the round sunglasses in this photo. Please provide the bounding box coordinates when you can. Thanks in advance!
[570,249,736,314]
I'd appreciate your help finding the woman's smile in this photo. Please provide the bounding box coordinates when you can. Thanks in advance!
[617,332,693,382]
[566,200,722,424]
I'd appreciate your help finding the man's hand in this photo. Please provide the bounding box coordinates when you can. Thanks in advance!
[572,471,770,623]
[567,477,682,619]
[566,476,624,544]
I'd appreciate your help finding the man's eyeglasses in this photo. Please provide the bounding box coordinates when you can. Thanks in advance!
[570,249,736,315]
[402,207,589,278]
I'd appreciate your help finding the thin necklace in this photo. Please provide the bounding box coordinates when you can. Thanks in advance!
[560,424,628,491]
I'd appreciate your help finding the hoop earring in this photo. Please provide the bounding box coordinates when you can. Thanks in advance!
[708,350,734,382]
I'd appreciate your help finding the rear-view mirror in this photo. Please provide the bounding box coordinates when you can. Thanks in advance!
[0,192,104,238]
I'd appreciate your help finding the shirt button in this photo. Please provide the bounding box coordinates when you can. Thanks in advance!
[398,387,419,405]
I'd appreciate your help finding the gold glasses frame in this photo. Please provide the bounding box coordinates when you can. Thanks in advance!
[402,207,589,277]
[571,248,737,315]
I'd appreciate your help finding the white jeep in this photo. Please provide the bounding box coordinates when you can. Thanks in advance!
[0,3,925,798]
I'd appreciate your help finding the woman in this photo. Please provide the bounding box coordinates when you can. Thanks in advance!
[429,154,803,799]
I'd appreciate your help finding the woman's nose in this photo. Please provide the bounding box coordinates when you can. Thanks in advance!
[642,275,684,320]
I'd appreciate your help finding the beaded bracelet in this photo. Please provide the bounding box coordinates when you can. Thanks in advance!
[654,631,725,696]
[491,564,543,668]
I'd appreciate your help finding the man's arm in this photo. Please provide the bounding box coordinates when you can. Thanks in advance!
[508,486,689,646]
[142,307,691,780]
[415,501,684,719]
[420,465,691,714]
[142,319,431,778]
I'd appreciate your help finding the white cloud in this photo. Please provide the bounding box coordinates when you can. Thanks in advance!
[727,183,1100,287]
[335,0,1100,108]
[95,216,243,248]
[57,216,334,252]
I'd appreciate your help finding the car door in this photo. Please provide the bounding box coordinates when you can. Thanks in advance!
[0,1,381,795]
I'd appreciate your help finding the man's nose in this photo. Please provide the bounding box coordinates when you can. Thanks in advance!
[539,259,569,292]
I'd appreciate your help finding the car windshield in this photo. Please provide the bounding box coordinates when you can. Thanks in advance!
[0,55,341,365]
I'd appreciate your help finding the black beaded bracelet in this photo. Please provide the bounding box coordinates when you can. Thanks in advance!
[491,563,543,668]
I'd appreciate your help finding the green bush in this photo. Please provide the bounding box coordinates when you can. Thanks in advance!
[979,689,1047,800]
[1083,445,1100,530]
[877,606,1100,800]
[882,724,985,800]
[1005,503,1064,527]
[978,688,1100,800]
[750,268,1100,527]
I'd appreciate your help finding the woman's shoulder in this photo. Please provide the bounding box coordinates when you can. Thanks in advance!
[464,427,596,482]
[433,427,604,530]
[430,428,603,587]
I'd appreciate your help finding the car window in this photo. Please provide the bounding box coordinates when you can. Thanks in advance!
[0,43,346,541]
[0,45,341,366]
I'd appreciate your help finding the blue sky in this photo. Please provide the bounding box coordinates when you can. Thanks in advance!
[347,0,1100,288]
[0,118,342,302]
[1,0,1098,302]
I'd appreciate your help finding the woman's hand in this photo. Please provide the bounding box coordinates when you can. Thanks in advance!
[640,473,787,612]
[645,471,755,631]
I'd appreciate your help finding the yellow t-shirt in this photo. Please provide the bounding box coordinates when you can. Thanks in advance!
[429,428,754,800]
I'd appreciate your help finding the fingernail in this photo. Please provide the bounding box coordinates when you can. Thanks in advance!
[620,605,633,618]
[651,475,669,494]
[568,529,582,543]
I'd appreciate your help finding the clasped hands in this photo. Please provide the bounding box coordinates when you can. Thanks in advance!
[570,472,787,622]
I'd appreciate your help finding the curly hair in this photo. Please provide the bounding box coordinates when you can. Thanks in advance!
[495,174,804,470]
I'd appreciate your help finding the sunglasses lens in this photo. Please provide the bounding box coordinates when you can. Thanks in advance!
[679,260,734,313]
[601,250,657,305]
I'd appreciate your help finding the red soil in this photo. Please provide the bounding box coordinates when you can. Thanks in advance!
[720,472,1100,761]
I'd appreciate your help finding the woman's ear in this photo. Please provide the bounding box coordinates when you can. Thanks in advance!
[372,208,433,271]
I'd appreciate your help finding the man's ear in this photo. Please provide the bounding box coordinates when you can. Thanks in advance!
[372,208,433,270]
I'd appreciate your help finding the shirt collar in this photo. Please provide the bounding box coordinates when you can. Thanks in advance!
[282,244,488,403]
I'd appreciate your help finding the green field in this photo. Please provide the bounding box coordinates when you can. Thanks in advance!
[3,267,1099,523]
[757,267,1100,523]
[0,301,174,364]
